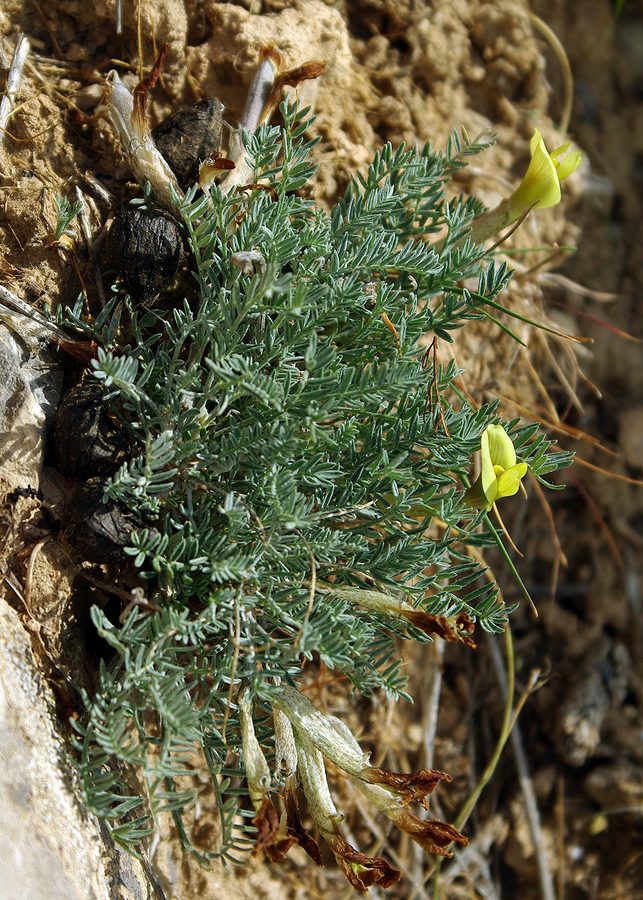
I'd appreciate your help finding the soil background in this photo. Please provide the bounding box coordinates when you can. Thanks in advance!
[0,1,641,898]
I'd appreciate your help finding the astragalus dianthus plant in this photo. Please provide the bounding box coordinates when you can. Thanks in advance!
[72,102,571,890]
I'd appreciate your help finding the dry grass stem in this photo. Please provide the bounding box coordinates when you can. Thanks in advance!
[0,34,30,158]
[488,635,555,900]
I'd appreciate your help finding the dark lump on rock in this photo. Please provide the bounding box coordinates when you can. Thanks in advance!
[152,97,228,189]
[106,206,183,301]
[53,380,130,479]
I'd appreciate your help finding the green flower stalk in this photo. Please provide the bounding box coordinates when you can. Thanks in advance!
[464,424,529,511]
[469,128,582,244]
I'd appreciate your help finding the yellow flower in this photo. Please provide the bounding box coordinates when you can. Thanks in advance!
[466,129,582,246]
[507,129,582,220]
[464,424,528,511]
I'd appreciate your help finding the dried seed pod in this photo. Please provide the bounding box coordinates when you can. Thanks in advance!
[53,380,130,478]
[97,48,183,214]
[107,207,183,300]
[152,98,229,189]
[63,478,138,563]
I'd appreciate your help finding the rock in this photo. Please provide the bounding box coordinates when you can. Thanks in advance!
[555,640,630,766]
[0,324,62,491]
[584,759,643,810]
[0,597,156,899]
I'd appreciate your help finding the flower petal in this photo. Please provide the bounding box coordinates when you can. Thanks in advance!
[252,796,293,858]
[330,834,400,891]
[354,777,468,857]
[529,128,543,155]
[509,130,561,216]
[555,149,582,182]
[284,785,324,865]
[391,809,468,856]
[362,767,452,808]
[496,462,528,499]
[550,141,571,158]
[404,609,477,649]
[486,424,517,470]
[480,428,498,505]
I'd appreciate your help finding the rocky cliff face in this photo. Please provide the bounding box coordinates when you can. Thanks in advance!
[0,597,157,900]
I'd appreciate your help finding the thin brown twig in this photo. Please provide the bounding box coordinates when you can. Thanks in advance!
[115,0,123,35]
[137,0,144,79]
[411,638,444,890]
[492,390,617,457]
[555,775,566,900]
[574,456,643,485]
[572,476,624,568]
[529,475,567,600]
[540,272,618,303]
[537,331,583,414]
[522,349,561,422]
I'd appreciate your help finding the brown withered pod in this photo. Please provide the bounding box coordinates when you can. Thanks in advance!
[50,381,136,564]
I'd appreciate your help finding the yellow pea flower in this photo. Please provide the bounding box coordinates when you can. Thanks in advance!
[507,129,582,219]
[467,129,582,245]
[464,424,528,511]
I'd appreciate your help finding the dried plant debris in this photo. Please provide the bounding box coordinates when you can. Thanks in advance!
[152,98,230,189]
[52,380,130,479]
[106,206,183,301]
[61,478,137,564]
[555,639,630,766]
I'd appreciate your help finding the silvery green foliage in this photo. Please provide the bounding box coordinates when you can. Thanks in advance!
[71,104,571,860]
